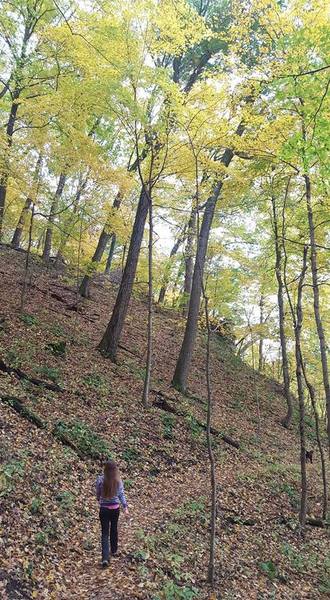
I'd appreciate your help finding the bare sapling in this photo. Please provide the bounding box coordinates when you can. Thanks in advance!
[202,287,217,586]
[142,191,153,407]
[20,203,35,312]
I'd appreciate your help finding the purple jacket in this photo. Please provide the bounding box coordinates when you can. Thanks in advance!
[96,475,128,508]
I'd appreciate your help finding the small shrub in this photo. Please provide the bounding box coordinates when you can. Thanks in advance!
[47,340,66,357]
[53,420,111,460]
[162,414,176,440]
[5,348,22,368]
[55,490,75,508]
[280,483,300,510]
[50,323,65,336]
[20,313,38,326]
[0,459,25,496]
[185,415,203,439]
[161,581,198,599]
[259,560,278,581]
[122,447,140,463]
[83,372,106,389]
[38,365,60,383]
[35,531,48,545]
[30,497,43,514]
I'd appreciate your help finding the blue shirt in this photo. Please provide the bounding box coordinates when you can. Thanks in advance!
[96,475,128,508]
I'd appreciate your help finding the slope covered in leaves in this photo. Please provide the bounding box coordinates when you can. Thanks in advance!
[0,247,329,600]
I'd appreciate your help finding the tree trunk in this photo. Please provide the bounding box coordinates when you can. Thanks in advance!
[105,233,116,275]
[203,293,217,586]
[79,192,122,298]
[158,229,186,304]
[98,187,149,361]
[301,361,328,520]
[271,194,293,428]
[183,207,197,306]
[172,124,244,391]
[142,196,153,407]
[11,154,42,249]
[20,203,35,312]
[42,173,67,262]
[0,96,20,239]
[55,175,87,267]
[258,294,264,372]
[294,247,308,531]
[79,228,110,298]
[304,174,330,450]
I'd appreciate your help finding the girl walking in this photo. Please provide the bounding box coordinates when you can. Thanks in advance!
[96,460,129,567]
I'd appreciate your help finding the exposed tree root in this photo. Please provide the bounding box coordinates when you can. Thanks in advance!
[153,390,240,449]
[0,359,64,393]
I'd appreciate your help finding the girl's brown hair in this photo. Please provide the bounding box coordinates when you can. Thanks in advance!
[103,460,120,499]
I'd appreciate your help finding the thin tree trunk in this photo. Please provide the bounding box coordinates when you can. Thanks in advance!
[295,247,308,531]
[11,154,42,249]
[0,14,39,239]
[183,207,197,306]
[304,173,330,450]
[20,203,35,312]
[258,294,264,372]
[98,187,149,360]
[55,175,88,267]
[158,228,186,304]
[203,292,217,586]
[142,197,153,407]
[285,246,309,531]
[105,233,116,275]
[42,173,67,262]
[301,361,328,520]
[79,228,110,298]
[79,192,122,298]
[172,125,244,391]
[0,95,20,239]
[271,193,293,428]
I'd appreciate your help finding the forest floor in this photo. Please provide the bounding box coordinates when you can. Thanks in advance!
[0,246,329,600]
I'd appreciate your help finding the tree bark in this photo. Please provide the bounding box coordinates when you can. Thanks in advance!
[79,192,122,298]
[98,187,149,360]
[172,126,244,392]
[142,197,153,407]
[294,247,308,531]
[304,174,330,450]
[158,228,186,304]
[42,173,67,262]
[55,175,87,267]
[203,293,217,587]
[0,95,20,239]
[0,11,39,239]
[301,361,328,520]
[258,294,264,372]
[79,228,110,298]
[20,203,35,312]
[183,207,197,306]
[105,233,116,275]
[11,154,42,249]
[271,193,293,428]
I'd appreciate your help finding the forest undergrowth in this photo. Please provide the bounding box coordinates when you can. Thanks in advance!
[0,247,329,600]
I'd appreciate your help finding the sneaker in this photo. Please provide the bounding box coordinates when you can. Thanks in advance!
[102,560,109,568]
[112,552,119,558]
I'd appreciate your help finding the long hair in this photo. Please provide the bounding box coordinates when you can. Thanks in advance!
[103,460,120,499]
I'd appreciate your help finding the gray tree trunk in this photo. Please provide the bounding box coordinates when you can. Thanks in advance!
[271,194,293,428]
[99,187,149,360]
[172,125,244,392]
[42,173,67,262]
[11,154,42,249]
[304,174,330,450]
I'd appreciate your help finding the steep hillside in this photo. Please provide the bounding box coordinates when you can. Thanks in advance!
[0,247,328,600]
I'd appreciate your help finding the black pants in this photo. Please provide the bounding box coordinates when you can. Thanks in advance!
[99,507,120,561]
